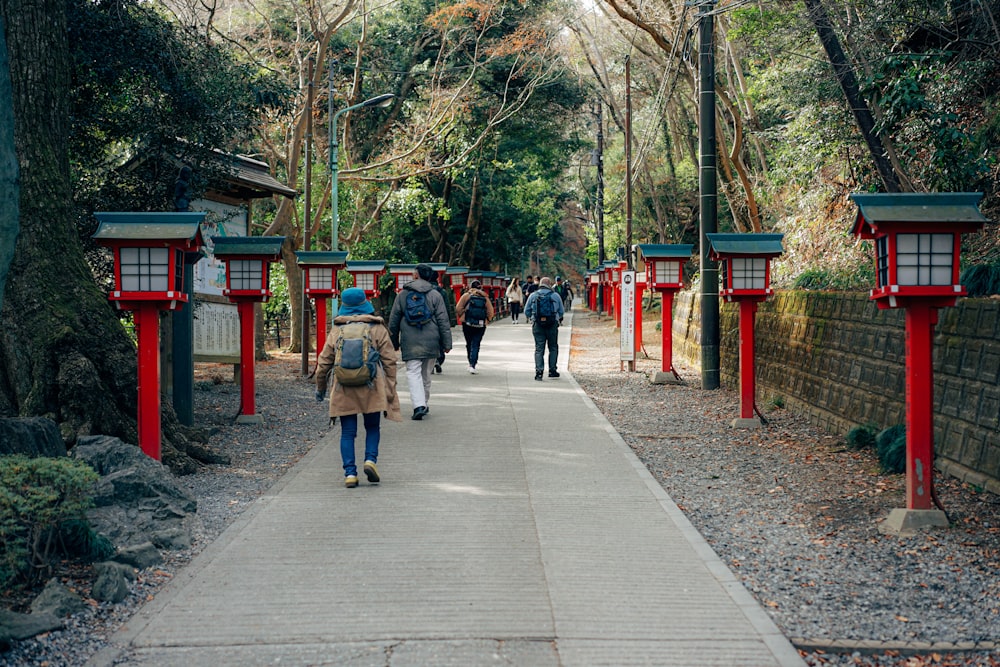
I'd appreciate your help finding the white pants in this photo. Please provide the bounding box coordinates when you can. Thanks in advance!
[405,358,435,408]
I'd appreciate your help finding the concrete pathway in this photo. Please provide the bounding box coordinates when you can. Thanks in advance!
[89,311,805,667]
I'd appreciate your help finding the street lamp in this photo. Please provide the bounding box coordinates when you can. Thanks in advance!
[328,90,395,251]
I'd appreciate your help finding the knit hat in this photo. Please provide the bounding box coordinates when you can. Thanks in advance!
[339,287,374,316]
[416,263,436,281]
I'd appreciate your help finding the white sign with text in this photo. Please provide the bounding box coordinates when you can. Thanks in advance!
[620,270,635,362]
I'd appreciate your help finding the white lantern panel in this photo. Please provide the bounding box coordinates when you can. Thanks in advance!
[309,267,334,291]
[355,273,376,291]
[230,259,264,291]
[397,275,414,289]
[895,233,954,286]
[120,247,170,292]
[654,261,680,285]
[876,236,890,288]
[730,257,766,290]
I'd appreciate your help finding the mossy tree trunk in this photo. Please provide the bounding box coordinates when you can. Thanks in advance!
[0,0,200,473]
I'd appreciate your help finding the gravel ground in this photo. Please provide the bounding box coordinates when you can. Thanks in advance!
[3,312,1000,666]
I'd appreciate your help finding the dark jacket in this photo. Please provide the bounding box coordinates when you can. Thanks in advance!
[388,279,453,361]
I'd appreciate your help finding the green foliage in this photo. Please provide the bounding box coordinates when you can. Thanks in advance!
[263,263,289,323]
[960,262,1000,297]
[0,456,100,588]
[67,0,290,219]
[845,425,877,451]
[792,267,869,291]
[875,425,907,474]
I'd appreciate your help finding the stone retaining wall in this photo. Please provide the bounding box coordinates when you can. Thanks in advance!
[672,290,1000,493]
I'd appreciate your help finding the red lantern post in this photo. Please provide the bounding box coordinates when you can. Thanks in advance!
[850,192,986,534]
[706,233,784,428]
[345,260,387,298]
[211,236,285,425]
[638,244,693,383]
[93,212,206,459]
[296,251,348,364]
[446,267,469,306]
[387,264,417,293]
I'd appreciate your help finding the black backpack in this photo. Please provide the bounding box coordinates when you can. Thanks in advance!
[535,291,556,327]
[464,294,488,327]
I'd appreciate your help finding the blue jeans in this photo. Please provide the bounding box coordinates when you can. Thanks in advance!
[340,412,381,477]
[462,323,486,367]
[532,323,559,372]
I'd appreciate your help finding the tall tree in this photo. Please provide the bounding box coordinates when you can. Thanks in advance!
[0,14,17,311]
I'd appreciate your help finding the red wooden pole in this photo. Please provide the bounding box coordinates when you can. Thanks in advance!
[738,299,757,419]
[661,291,675,373]
[135,304,162,460]
[614,284,622,328]
[315,297,327,363]
[904,303,936,510]
[238,300,256,418]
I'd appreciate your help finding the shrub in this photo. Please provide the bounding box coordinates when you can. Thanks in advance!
[960,262,1000,297]
[0,455,101,589]
[846,424,877,450]
[876,425,907,474]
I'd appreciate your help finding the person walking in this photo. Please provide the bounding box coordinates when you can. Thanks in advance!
[505,277,524,324]
[553,276,570,312]
[523,275,538,298]
[456,279,496,374]
[431,273,457,374]
[315,288,401,488]
[388,263,452,420]
[523,276,564,381]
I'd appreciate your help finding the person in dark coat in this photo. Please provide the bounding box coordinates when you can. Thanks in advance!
[388,263,453,420]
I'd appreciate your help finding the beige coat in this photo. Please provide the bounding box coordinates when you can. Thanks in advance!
[316,314,401,421]
[456,288,496,324]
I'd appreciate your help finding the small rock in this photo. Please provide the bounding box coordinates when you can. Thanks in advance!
[112,542,162,570]
[91,562,135,603]
[29,579,87,618]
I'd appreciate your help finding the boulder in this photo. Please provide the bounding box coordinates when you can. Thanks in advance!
[29,579,87,618]
[70,436,197,549]
[0,417,67,457]
[112,542,163,570]
[91,562,136,603]
[0,609,63,649]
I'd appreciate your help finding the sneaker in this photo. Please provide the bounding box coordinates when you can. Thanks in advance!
[364,461,380,484]
[470,366,478,374]
[411,405,429,420]
[534,371,543,381]
[549,371,560,378]
[344,475,359,488]
[434,363,442,374]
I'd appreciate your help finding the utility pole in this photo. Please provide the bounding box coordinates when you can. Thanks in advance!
[596,99,605,266]
[699,0,720,390]
[625,56,633,269]
[301,57,314,375]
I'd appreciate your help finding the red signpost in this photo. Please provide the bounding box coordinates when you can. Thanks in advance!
[93,212,206,460]
[706,233,784,428]
[850,192,986,534]
[211,236,285,425]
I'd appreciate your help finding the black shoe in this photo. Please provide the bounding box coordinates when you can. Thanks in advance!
[434,364,442,374]
[549,371,560,378]
[534,371,543,381]
[411,406,429,420]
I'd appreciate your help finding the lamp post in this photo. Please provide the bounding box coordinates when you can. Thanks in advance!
[329,92,394,251]
[638,243,693,384]
[850,192,986,535]
[705,233,784,429]
[92,212,206,460]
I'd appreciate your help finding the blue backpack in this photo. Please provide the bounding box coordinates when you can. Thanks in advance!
[535,291,556,327]
[464,294,488,327]
[403,288,433,327]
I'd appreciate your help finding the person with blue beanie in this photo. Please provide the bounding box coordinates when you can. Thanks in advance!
[315,287,400,488]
